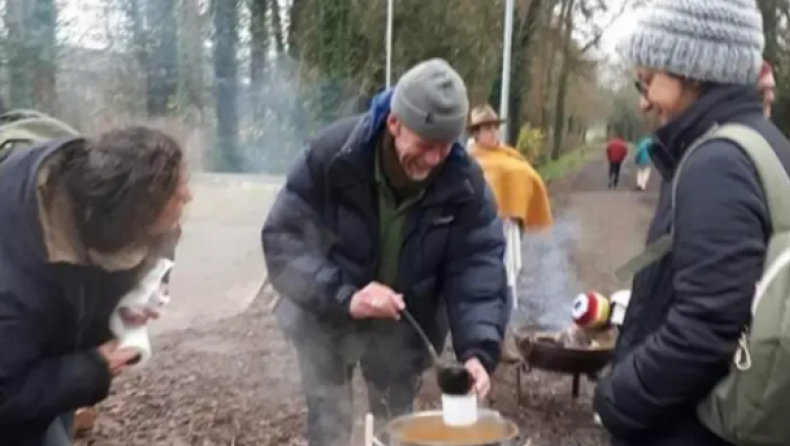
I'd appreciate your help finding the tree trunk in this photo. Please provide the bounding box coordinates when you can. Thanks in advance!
[178,0,206,120]
[538,3,559,132]
[505,0,544,145]
[757,0,779,65]
[30,0,58,112]
[270,0,285,55]
[250,0,269,123]
[315,0,353,124]
[550,0,575,160]
[287,0,306,58]
[145,0,179,116]
[127,0,148,101]
[6,0,31,108]
[213,0,240,171]
[6,0,58,111]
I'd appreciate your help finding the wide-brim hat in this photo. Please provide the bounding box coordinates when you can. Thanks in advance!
[466,105,506,131]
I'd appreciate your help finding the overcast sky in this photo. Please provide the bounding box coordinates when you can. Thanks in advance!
[58,0,117,48]
[60,0,639,51]
[601,10,637,60]
[57,0,641,87]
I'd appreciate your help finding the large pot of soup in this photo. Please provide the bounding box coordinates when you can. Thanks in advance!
[385,409,519,446]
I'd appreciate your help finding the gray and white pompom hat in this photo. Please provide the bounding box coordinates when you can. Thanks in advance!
[617,0,765,85]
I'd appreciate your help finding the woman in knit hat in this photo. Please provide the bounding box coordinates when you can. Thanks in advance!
[593,1,790,446]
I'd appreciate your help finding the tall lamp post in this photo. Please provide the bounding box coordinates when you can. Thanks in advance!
[386,0,394,88]
[499,0,519,309]
[498,0,515,142]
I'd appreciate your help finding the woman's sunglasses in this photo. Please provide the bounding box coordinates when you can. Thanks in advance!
[633,79,656,112]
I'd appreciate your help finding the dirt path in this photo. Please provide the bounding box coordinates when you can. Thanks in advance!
[557,152,658,296]
[77,153,660,446]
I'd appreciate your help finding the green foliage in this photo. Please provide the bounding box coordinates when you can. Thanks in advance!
[292,0,504,128]
[537,145,595,181]
[516,123,546,162]
[772,65,789,136]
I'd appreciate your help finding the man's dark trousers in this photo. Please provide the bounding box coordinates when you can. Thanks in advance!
[608,161,623,188]
[293,320,424,446]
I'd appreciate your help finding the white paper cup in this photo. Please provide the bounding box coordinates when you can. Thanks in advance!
[116,326,152,367]
[610,289,632,326]
[441,393,478,426]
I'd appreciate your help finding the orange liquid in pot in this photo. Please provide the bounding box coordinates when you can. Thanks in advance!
[391,414,512,445]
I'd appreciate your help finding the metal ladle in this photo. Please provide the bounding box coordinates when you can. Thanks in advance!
[400,309,473,395]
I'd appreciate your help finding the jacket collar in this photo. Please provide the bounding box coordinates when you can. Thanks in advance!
[328,89,475,206]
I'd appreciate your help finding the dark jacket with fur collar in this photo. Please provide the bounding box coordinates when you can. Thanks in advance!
[0,138,178,445]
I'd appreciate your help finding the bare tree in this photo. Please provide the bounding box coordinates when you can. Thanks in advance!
[213,0,241,170]
[5,0,58,111]
[145,0,178,116]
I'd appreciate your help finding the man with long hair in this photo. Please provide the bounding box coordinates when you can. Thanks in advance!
[0,126,192,445]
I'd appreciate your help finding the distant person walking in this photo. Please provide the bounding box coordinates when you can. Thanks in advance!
[605,136,628,189]
[634,135,652,191]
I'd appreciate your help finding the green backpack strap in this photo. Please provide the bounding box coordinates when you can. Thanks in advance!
[614,123,789,282]
[614,127,715,281]
[614,235,673,281]
[0,110,80,163]
[714,124,790,232]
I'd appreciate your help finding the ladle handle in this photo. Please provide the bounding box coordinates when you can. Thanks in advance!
[401,309,441,364]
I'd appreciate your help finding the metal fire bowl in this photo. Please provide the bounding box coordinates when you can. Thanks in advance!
[518,335,613,375]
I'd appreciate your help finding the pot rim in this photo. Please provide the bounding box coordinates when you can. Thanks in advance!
[385,409,520,446]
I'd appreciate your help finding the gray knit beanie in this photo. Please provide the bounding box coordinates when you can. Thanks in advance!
[618,0,764,85]
[391,58,469,143]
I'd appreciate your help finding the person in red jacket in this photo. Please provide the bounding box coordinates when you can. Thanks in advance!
[606,136,628,189]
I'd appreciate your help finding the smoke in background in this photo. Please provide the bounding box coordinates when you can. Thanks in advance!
[50,50,367,176]
[227,55,369,175]
[513,218,583,332]
[2,0,376,178]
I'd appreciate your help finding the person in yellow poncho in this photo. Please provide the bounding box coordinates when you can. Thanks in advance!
[467,105,553,231]
[467,104,554,363]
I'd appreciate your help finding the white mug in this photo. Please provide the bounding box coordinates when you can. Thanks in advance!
[441,393,478,426]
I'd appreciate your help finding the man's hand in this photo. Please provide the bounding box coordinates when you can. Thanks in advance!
[464,357,490,400]
[97,340,140,377]
[349,282,405,320]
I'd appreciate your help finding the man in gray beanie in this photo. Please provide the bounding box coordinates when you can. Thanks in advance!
[262,59,509,446]
[594,1,790,446]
